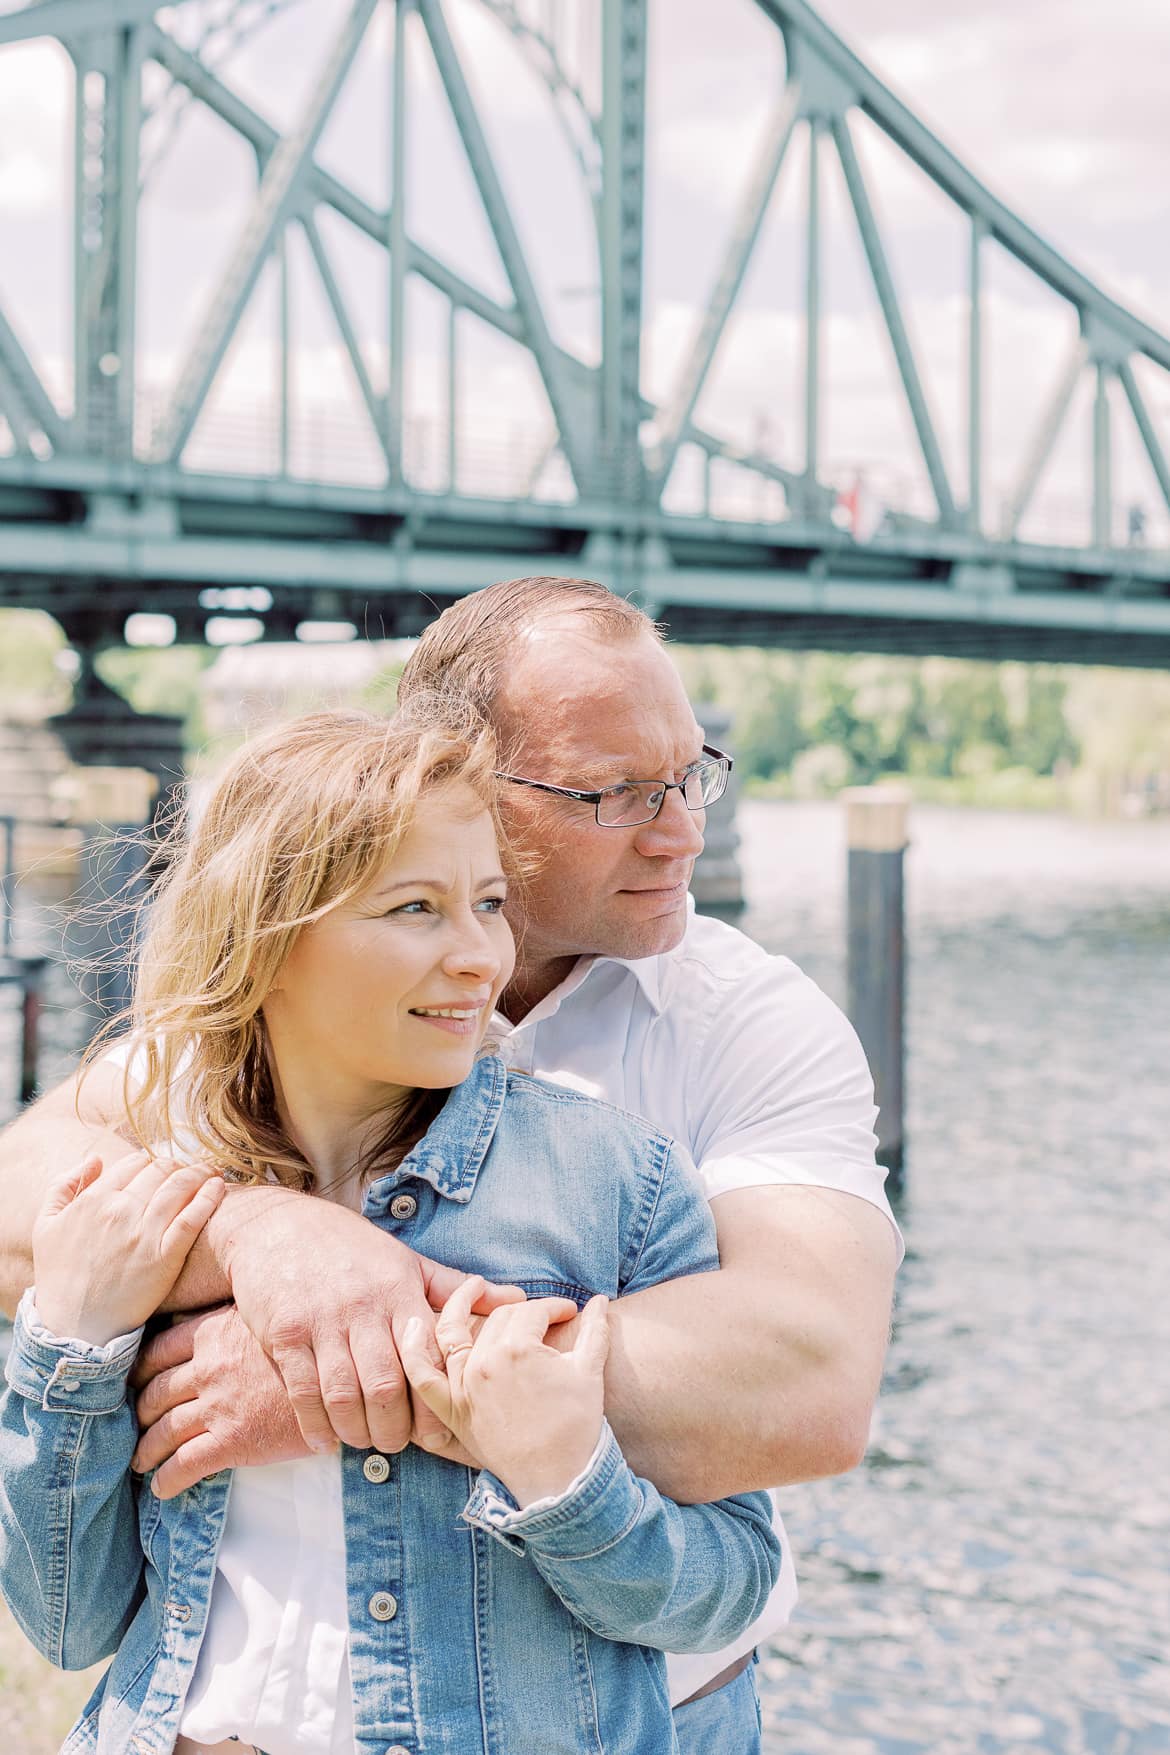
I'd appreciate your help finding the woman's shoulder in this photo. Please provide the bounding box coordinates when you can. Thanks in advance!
[497,1067,679,1171]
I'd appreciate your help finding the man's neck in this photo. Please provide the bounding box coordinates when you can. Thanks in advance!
[500,953,580,1024]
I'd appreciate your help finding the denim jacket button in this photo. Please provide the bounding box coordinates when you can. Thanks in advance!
[389,1193,418,1220]
[363,1454,391,1484]
[386,1745,411,1755]
[369,1591,398,1621]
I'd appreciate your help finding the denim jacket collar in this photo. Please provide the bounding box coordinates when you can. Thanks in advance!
[364,1051,508,1210]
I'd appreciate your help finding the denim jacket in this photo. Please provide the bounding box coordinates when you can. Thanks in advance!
[0,1056,781,1755]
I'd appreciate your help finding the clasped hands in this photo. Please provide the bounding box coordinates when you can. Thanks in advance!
[130,1183,606,1504]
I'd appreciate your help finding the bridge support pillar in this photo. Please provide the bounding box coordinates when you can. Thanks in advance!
[843,785,908,1195]
[50,654,184,1024]
[690,705,744,916]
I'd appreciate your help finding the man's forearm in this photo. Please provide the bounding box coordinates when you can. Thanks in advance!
[600,1186,897,1503]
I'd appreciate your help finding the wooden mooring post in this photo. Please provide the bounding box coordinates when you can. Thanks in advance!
[843,786,909,1196]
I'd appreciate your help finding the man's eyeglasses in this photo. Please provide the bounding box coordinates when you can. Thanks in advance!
[497,745,733,828]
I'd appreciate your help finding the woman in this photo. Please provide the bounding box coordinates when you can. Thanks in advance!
[0,703,779,1755]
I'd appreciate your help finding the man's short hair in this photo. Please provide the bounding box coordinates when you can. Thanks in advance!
[398,575,661,721]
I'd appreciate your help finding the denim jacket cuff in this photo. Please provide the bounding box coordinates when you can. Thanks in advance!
[3,1288,144,1414]
[462,1423,641,1558]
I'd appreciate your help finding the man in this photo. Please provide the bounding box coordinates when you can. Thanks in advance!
[0,576,900,1748]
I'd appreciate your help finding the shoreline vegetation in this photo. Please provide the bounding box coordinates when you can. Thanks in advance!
[2,609,1170,819]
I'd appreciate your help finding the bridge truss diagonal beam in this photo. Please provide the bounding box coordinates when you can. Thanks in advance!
[832,112,957,528]
[1117,359,1170,519]
[653,80,802,492]
[759,0,1170,379]
[416,0,589,493]
[0,301,68,452]
[300,212,391,471]
[151,0,379,465]
[1004,335,1087,539]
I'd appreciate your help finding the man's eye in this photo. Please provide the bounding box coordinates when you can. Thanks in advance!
[389,899,430,916]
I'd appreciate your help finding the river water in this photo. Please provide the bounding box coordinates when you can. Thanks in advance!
[739,803,1170,1755]
[2,801,1168,1752]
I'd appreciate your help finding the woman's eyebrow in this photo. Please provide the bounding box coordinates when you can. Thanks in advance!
[374,872,507,896]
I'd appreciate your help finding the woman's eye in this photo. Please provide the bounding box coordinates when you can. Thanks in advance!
[389,899,430,916]
[475,895,507,914]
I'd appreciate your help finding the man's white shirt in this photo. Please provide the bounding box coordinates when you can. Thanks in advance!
[492,897,902,1704]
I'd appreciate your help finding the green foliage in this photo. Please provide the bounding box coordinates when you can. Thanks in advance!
[96,645,216,751]
[669,644,1159,811]
[0,610,70,713]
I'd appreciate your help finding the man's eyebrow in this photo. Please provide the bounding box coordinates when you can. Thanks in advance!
[578,749,706,785]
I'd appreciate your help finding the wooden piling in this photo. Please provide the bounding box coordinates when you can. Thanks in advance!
[843,786,909,1194]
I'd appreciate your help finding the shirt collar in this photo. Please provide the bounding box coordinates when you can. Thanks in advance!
[498,897,695,1031]
[364,1052,508,1209]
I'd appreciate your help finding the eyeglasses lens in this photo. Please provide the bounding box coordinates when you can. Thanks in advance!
[596,759,727,826]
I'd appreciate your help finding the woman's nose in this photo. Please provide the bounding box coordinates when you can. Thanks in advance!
[441,918,504,980]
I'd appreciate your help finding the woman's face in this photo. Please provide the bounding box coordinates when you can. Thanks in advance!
[264,785,515,1106]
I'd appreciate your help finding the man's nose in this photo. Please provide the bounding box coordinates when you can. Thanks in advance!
[634,786,705,859]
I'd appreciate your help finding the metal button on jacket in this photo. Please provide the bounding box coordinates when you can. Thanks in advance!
[363,1454,390,1484]
[389,1193,418,1220]
[386,1746,411,1755]
[369,1591,398,1621]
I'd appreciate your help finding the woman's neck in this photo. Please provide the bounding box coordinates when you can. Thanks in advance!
[267,1050,411,1187]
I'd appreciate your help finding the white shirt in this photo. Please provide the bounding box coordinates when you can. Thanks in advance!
[174,902,901,1743]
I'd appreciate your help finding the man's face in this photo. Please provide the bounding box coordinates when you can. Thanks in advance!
[496,628,707,970]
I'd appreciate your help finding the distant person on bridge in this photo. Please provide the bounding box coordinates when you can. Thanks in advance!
[0,575,900,1752]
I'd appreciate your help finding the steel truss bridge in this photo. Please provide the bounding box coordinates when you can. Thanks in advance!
[2,0,1170,671]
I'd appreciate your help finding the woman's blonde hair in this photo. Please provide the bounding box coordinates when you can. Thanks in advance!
[94,700,504,1192]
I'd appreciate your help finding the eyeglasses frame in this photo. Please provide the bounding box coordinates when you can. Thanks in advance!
[497,744,733,828]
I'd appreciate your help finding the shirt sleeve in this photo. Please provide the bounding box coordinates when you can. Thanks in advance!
[0,1289,146,1669]
[687,956,903,1257]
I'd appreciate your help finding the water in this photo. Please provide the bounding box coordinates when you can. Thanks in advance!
[3,803,1169,1751]
[738,804,1170,1754]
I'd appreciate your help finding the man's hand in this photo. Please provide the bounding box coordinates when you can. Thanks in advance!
[212,1185,524,1454]
[131,1304,309,1498]
[132,1301,490,1495]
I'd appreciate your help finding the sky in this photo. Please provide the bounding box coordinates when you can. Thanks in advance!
[0,0,1168,544]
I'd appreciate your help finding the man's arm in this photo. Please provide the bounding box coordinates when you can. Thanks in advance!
[599,1184,896,1502]
[1,1068,520,1460]
[584,955,900,1504]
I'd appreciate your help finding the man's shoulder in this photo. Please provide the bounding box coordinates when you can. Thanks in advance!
[661,907,812,1011]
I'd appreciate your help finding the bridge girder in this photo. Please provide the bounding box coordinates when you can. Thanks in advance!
[0,0,1168,663]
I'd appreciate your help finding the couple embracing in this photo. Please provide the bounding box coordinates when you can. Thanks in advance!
[0,575,899,1754]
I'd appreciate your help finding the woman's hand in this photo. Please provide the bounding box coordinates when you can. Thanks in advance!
[32,1149,226,1347]
[400,1275,610,1507]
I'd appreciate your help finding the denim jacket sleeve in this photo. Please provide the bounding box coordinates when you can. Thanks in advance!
[0,1290,147,1669]
[462,1420,779,1652]
[461,1139,782,1652]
